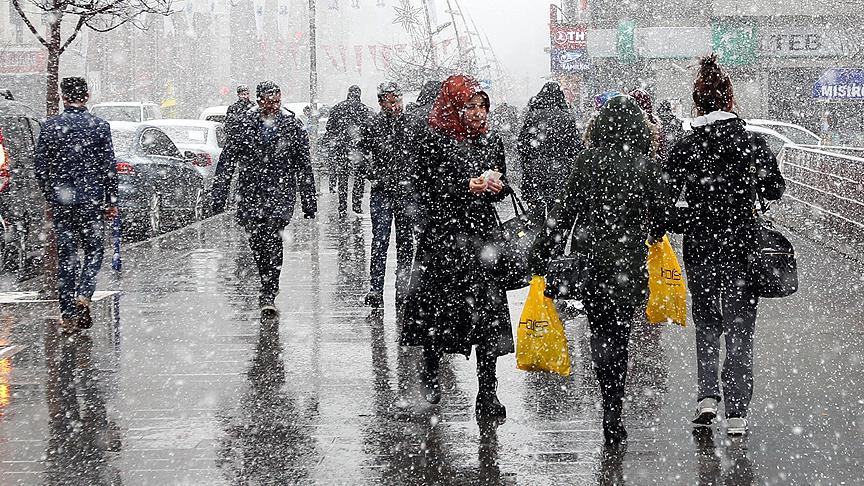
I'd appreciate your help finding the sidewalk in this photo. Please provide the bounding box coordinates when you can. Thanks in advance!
[0,190,862,485]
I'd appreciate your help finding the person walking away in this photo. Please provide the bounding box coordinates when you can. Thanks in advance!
[360,82,417,310]
[211,84,255,214]
[530,95,671,446]
[34,77,117,333]
[324,85,373,214]
[517,82,583,224]
[211,81,317,317]
[401,75,512,420]
[662,55,785,436]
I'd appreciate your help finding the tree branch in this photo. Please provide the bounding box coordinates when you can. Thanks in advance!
[58,15,86,54]
[11,0,49,48]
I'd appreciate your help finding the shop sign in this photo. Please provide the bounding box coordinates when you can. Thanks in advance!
[551,24,588,50]
[0,48,46,74]
[551,47,591,73]
[813,68,864,100]
[760,26,864,58]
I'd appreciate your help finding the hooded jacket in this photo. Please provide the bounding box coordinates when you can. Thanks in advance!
[662,111,785,266]
[531,96,669,301]
[517,83,582,204]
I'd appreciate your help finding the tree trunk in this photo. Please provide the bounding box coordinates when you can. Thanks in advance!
[45,19,62,116]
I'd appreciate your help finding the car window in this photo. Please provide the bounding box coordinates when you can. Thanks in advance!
[144,106,159,121]
[206,115,226,123]
[158,126,209,146]
[0,116,35,166]
[92,106,141,122]
[140,128,182,158]
[111,130,136,153]
[215,126,225,147]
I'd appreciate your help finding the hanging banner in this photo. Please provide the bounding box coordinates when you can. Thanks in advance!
[277,0,291,39]
[253,0,265,39]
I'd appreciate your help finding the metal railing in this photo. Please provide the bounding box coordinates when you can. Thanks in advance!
[777,144,864,258]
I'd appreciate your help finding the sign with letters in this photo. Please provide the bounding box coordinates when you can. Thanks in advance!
[813,68,864,100]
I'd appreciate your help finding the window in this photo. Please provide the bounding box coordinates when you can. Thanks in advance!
[92,106,142,122]
[158,126,209,146]
[140,128,182,158]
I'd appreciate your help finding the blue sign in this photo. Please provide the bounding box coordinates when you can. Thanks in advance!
[551,47,591,74]
[813,68,864,100]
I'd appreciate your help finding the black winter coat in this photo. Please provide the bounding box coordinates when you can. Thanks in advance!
[531,96,669,304]
[230,107,317,224]
[517,105,582,206]
[359,111,415,199]
[663,114,785,267]
[323,97,372,171]
[401,128,513,358]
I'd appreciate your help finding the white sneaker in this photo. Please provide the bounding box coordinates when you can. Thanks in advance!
[726,417,748,436]
[692,397,718,427]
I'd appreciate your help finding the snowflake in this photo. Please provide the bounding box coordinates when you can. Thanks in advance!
[392,0,423,33]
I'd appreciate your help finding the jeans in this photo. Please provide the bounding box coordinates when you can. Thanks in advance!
[584,295,637,433]
[53,205,105,320]
[369,188,415,303]
[245,219,288,305]
[688,263,759,418]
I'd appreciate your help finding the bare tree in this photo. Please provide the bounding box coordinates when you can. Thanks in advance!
[11,0,171,115]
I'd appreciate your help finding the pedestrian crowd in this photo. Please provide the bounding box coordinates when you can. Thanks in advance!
[36,52,785,449]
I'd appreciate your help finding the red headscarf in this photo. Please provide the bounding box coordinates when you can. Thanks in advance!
[428,74,489,141]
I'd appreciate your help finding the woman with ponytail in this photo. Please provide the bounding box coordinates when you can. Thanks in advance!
[662,55,786,436]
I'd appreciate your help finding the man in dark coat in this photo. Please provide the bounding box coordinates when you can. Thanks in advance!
[323,85,372,214]
[34,77,117,333]
[210,81,317,316]
[517,82,583,224]
[211,85,255,214]
[656,100,684,161]
[359,82,416,309]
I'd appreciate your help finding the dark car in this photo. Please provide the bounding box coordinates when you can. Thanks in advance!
[0,91,44,279]
[110,121,205,239]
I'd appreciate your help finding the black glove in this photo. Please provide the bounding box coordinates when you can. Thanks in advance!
[303,212,316,219]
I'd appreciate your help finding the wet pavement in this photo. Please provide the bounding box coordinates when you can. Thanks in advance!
[0,187,862,485]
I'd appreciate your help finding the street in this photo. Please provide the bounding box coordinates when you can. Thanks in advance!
[0,189,862,485]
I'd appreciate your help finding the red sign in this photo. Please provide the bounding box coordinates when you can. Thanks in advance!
[0,48,46,74]
[550,25,588,50]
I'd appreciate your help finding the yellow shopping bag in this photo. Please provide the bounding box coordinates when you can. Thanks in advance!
[646,235,687,326]
[516,276,572,376]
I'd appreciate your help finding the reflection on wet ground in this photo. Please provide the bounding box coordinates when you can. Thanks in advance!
[0,190,862,485]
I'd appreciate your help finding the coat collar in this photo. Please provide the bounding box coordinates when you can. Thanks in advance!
[690,111,737,127]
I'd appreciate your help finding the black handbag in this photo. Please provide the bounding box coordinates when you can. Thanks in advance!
[748,144,798,298]
[545,253,587,300]
[493,190,535,290]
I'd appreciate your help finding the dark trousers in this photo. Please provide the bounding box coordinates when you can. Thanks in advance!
[245,219,288,305]
[52,205,105,320]
[336,154,365,213]
[369,188,415,302]
[584,295,637,432]
[688,263,758,418]
[422,343,498,391]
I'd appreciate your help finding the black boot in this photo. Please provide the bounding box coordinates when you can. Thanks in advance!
[420,347,441,404]
[476,354,506,420]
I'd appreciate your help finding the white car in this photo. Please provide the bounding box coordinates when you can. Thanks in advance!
[92,102,161,123]
[747,119,821,146]
[199,106,228,123]
[147,119,224,196]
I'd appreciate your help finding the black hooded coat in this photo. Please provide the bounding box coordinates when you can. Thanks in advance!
[517,83,583,212]
[323,89,373,173]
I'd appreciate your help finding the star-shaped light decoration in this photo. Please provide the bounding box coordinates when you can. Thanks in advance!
[392,0,423,34]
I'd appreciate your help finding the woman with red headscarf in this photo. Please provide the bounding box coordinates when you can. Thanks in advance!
[400,74,512,420]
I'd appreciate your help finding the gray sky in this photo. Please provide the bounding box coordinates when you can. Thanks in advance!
[461,1,551,101]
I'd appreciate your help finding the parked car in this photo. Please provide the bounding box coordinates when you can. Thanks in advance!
[748,119,821,146]
[199,106,228,123]
[92,102,161,123]
[110,122,205,238]
[0,91,43,279]
[147,119,224,205]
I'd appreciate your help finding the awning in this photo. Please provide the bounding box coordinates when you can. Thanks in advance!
[813,68,864,100]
